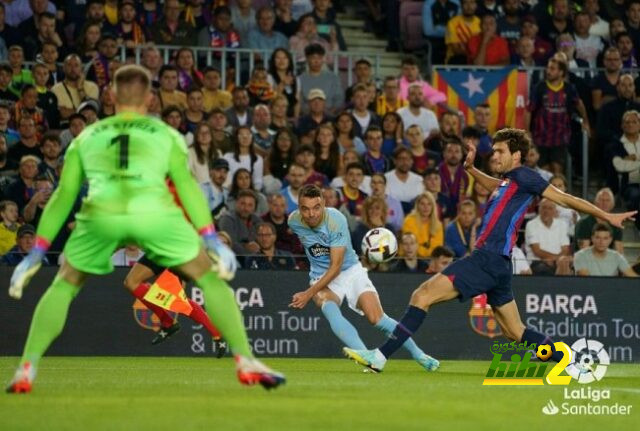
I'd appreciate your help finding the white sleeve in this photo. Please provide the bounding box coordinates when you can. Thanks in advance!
[253,156,264,192]
[612,156,640,173]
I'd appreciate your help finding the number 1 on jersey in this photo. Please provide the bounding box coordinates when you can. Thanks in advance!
[110,134,130,169]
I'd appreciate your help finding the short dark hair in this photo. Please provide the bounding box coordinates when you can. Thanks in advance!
[461,126,482,139]
[237,189,257,203]
[401,55,418,67]
[159,64,178,78]
[424,167,438,177]
[592,223,612,236]
[615,31,632,45]
[161,105,183,119]
[299,184,323,200]
[345,162,364,174]
[364,125,382,140]
[256,221,276,234]
[492,128,531,160]
[431,246,454,259]
[296,144,315,156]
[355,58,371,68]
[393,146,412,159]
[39,11,56,21]
[41,132,61,146]
[68,112,87,123]
[304,43,326,57]
[371,172,386,183]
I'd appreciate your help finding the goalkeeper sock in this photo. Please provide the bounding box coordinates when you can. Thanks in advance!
[20,276,81,367]
[375,314,425,360]
[321,301,366,349]
[379,305,426,359]
[187,298,222,339]
[196,271,252,357]
[131,283,175,328]
[521,328,564,362]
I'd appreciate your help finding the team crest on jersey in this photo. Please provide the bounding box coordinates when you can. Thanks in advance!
[309,243,330,257]
[468,294,502,338]
[133,299,177,330]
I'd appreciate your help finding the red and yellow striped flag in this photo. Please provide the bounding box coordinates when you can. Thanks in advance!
[143,270,193,315]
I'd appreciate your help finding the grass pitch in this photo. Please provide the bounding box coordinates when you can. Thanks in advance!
[1,357,638,431]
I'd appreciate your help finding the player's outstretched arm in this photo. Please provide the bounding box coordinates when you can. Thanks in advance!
[463,141,501,193]
[542,185,637,228]
[9,144,85,299]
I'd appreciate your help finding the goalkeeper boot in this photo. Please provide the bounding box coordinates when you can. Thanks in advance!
[235,356,286,390]
[151,322,181,345]
[416,353,440,372]
[343,347,386,373]
[6,362,36,394]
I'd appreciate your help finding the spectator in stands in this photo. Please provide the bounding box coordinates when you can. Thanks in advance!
[113,0,146,49]
[583,0,609,40]
[0,3,18,49]
[201,158,229,218]
[111,245,144,267]
[597,75,640,159]
[525,198,573,275]
[201,67,231,113]
[86,33,119,89]
[472,103,492,155]
[247,7,289,51]
[362,125,392,176]
[338,162,368,218]
[592,47,623,111]
[140,45,163,86]
[7,45,33,98]
[312,0,346,50]
[32,63,59,128]
[280,163,306,213]
[397,84,439,137]
[497,0,522,50]
[376,76,407,117]
[511,245,532,275]
[380,111,404,157]
[38,132,60,183]
[385,146,424,213]
[538,0,573,45]
[225,87,253,128]
[198,5,240,68]
[262,193,304,256]
[425,111,460,157]
[349,84,380,138]
[297,88,331,136]
[402,191,444,258]
[369,172,404,232]
[392,231,427,273]
[4,155,38,213]
[251,104,275,157]
[404,124,429,175]
[59,112,86,149]
[217,189,261,256]
[75,20,101,63]
[423,0,459,65]
[157,65,187,111]
[521,14,553,64]
[445,0,480,64]
[439,138,472,220]
[78,99,99,125]
[527,53,590,175]
[230,0,257,43]
[616,32,638,68]
[150,0,195,46]
[222,126,263,191]
[13,0,56,36]
[445,199,477,258]
[175,47,203,92]
[322,185,340,208]
[0,64,17,107]
[1,223,48,265]
[573,11,604,69]
[268,48,300,119]
[289,14,337,66]
[524,145,553,181]
[0,200,19,255]
[468,13,510,65]
[298,43,342,115]
[226,168,268,216]
[313,123,340,179]
[612,110,640,229]
[245,221,296,270]
[188,122,219,185]
[0,135,17,192]
[7,116,40,165]
[22,11,61,61]
[13,85,47,136]
[266,128,297,184]
[423,167,448,220]
[274,0,298,38]
[549,174,578,237]
[512,36,538,67]
[575,223,638,277]
[246,66,276,106]
[398,56,446,108]
[22,174,52,225]
[344,59,374,104]
[208,108,233,153]
[50,54,98,123]
[351,195,392,252]
[334,111,366,155]
[295,144,328,186]
[425,245,454,273]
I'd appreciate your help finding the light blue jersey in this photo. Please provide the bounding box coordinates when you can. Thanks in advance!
[288,207,360,280]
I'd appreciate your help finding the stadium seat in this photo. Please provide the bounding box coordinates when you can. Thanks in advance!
[399,0,426,52]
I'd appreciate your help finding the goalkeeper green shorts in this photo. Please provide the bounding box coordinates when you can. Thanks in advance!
[63,212,201,275]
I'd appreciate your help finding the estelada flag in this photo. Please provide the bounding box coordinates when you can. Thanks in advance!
[432,67,529,133]
[143,270,193,315]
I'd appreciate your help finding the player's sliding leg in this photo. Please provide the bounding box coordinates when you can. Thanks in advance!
[348,291,439,372]
[6,263,86,393]
[344,274,458,371]
[176,249,285,389]
[492,301,564,362]
[313,289,367,349]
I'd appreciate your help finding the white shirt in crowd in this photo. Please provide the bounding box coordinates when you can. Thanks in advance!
[330,175,372,195]
[612,135,640,185]
[384,170,425,203]
[524,215,570,263]
[112,248,145,267]
[396,106,440,136]
[511,246,531,275]
[222,152,264,191]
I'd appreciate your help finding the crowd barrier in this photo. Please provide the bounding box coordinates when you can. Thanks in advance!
[1,268,638,362]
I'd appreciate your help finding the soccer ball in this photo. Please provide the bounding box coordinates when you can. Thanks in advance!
[361,228,398,263]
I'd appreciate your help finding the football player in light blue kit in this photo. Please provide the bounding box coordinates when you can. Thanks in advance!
[288,184,439,372]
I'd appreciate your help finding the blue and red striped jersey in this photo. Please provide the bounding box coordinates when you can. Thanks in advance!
[475,166,549,256]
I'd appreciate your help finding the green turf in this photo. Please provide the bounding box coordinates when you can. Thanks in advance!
[1,357,638,431]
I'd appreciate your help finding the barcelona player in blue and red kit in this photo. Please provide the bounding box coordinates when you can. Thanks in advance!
[344,128,637,372]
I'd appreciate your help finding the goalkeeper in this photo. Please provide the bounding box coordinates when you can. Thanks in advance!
[6,65,284,393]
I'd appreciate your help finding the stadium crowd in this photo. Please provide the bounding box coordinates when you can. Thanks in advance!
[0,0,638,277]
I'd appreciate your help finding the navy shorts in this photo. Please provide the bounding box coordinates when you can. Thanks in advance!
[441,248,514,306]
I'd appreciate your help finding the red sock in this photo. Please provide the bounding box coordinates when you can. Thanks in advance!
[131,283,175,328]
[187,299,222,339]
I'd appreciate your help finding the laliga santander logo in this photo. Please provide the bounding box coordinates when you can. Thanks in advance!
[536,338,610,385]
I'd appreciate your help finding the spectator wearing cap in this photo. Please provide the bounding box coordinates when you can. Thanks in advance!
[217,189,262,256]
[0,200,20,255]
[245,221,296,270]
[4,155,39,213]
[150,0,196,46]
[78,99,99,125]
[225,87,253,128]
[197,5,241,66]
[298,43,342,115]
[1,223,49,265]
[22,11,62,61]
[7,116,41,165]
[296,88,332,136]
[0,64,18,107]
[247,7,289,51]
[201,157,230,218]
[574,223,638,277]
[51,54,99,122]
[201,67,232,113]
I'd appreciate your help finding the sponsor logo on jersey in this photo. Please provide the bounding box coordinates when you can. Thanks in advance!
[309,243,330,257]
